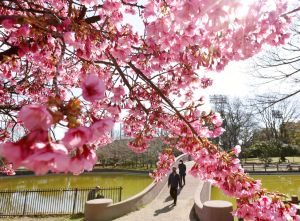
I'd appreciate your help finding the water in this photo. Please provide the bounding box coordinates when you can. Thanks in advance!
[211,174,300,207]
[0,173,153,215]
[0,173,152,200]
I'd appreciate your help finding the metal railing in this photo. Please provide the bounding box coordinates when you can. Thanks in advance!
[0,186,122,216]
[241,163,300,172]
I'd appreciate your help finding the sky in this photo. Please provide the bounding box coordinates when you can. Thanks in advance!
[200,61,251,97]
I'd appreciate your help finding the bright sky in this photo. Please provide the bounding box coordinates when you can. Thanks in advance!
[201,61,251,97]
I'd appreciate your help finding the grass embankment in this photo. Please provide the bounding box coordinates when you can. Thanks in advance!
[242,156,300,163]
[2,214,83,221]
[93,164,156,171]
[14,165,157,173]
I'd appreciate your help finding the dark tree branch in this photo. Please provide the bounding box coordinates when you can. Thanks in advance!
[0,46,19,62]
[258,90,300,112]
[108,54,149,115]
[0,105,21,111]
[121,0,145,8]
[85,15,101,24]
[127,61,204,144]
[78,6,87,20]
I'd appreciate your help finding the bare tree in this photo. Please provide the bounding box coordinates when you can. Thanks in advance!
[218,98,257,149]
[97,138,165,169]
[252,95,300,141]
[250,13,300,106]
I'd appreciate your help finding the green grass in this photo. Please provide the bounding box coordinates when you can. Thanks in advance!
[15,165,157,173]
[1,214,84,221]
[242,156,300,163]
[69,214,84,220]
[93,164,157,171]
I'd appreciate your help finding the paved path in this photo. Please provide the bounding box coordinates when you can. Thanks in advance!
[114,161,202,221]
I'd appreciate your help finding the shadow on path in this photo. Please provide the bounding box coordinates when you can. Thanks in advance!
[153,203,175,216]
[164,187,182,202]
[164,195,173,202]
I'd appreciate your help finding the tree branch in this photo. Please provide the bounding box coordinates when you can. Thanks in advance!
[128,61,204,144]
[0,46,19,62]
[108,54,149,115]
[85,16,101,24]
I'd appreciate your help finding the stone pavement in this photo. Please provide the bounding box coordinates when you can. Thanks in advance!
[114,161,202,221]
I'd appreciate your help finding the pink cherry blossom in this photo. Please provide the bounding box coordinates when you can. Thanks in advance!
[1,19,15,29]
[150,150,175,182]
[112,86,125,102]
[68,146,97,175]
[23,142,69,175]
[0,130,47,168]
[233,145,241,156]
[0,129,10,142]
[18,105,53,131]
[91,118,114,141]
[62,126,92,151]
[0,162,16,176]
[63,32,76,45]
[211,113,223,127]
[16,25,30,36]
[200,77,213,89]
[0,142,23,167]
[81,0,98,7]
[81,74,106,102]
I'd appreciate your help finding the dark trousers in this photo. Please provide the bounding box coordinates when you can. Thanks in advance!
[179,173,186,185]
[170,187,177,204]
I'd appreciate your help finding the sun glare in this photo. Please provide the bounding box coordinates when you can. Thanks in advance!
[235,0,277,20]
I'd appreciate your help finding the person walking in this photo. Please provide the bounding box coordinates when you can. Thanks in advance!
[168,167,181,205]
[178,160,186,187]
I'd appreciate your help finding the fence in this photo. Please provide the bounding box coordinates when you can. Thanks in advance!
[241,163,300,172]
[0,186,122,216]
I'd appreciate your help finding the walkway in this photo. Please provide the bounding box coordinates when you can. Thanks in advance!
[114,161,202,221]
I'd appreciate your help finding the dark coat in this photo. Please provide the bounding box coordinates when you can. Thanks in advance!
[178,163,186,175]
[168,172,180,188]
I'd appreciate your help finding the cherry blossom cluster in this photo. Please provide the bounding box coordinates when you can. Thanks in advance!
[234,193,300,221]
[184,139,298,220]
[0,128,10,142]
[0,0,299,220]
[150,149,175,182]
[0,104,113,175]
[0,161,15,176]
[200,77,213,89]
[0,166,15,176]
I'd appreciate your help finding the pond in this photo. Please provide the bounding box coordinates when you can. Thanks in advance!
[0,172,152,200]
[211,174,300,207]
[0,173,153,215]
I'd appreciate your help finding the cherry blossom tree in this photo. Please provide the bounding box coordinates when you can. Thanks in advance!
[0,158,15,175]
[0,0,299,220]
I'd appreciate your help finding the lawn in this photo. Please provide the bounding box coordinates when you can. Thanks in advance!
[242,156,300,163]
[2,214,83,221]
[93,164,156,171]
